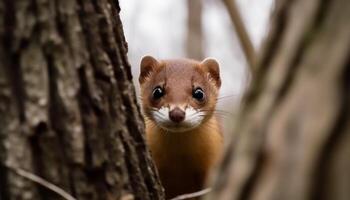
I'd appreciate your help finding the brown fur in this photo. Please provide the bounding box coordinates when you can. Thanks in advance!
[139,56,223,199]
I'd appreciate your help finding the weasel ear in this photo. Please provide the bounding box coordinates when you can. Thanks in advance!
[201,58,221,88]
[139,55,159,84]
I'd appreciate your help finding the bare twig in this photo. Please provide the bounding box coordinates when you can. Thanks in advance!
[169,188,212,200]
[222,0,256,75]
[7,165,76,200]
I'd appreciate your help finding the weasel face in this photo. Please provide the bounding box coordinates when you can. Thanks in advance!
[139,56,221,132]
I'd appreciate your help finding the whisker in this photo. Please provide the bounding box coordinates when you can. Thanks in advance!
[200,109,233,116]
[212,113,232,118]
[216,94,239,100]
[213,114,231,119]
[187,111,206,118]
[153,112,165,119]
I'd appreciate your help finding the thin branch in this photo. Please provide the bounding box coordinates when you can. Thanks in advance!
[222,0,256,75]
[6,165,76,200]
[169,188,212,200]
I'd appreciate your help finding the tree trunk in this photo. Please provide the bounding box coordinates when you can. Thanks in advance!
[186,0,203,60]
[210,0,350,199]
[222,0,255,74]
[0,0,164,200]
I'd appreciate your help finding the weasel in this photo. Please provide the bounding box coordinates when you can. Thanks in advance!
[139,56,223,199]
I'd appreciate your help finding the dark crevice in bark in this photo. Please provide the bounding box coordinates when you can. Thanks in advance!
[30,122,51,199]
[243,0,292,108]
[77,66,95,168]
[3,0,15,49]
[3,0,26,123]
[119,131,150,200]
[0,5,13,194]
[31,0,40,34]
[84,166,109,199]
[100,21,127,84]
[311,53,350,200]
[0,164,10,200]
[212,140,235,192]
[53,0,66,42]
[0,115,8,198]
[47,56,76,198]
[115,24,133,81]
[238,141,266,200]
[311,95,347,200]
[274,0,331,106]
[77,0,112,85]
[126,117,163,198]
[6,57,25,123]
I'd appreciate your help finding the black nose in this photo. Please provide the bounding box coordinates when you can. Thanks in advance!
[169,107,185,123]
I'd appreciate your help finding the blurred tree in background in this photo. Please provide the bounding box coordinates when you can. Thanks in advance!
[209,0,350,199]
[186,0,204,60]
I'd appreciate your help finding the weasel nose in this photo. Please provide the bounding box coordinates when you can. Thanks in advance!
[169,107,185,123]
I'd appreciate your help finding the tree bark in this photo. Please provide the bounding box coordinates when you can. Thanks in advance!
[209,0,350,199]
[0,0,164,200]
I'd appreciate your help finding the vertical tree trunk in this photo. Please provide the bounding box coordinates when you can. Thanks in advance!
[186,0,203,60]
[0,0,164,199]
[210,0,350,199]
[222,0,255,74]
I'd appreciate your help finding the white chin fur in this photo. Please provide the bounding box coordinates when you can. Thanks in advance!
[151,106,205,132]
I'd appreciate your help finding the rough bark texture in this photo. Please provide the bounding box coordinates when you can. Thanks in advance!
[209,0,350,199]
[0,0,164,199]
[186,0,203,60]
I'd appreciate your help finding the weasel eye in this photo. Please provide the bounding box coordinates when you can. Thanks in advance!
[192,88,205,101]
[152,87,164,100]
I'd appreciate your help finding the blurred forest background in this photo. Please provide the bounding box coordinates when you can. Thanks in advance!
[119,0,274,137]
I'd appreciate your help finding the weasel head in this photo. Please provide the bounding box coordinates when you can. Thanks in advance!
[139,56,221,132]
